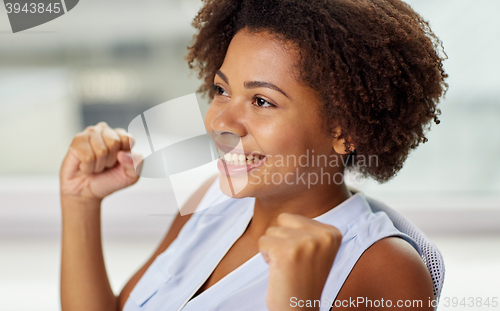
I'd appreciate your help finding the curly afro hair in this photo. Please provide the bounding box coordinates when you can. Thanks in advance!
[185,0,448,183]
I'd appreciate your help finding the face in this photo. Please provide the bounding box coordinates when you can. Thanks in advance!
[205,28,345,200]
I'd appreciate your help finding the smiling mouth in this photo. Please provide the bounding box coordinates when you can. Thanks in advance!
[222,152,266,165]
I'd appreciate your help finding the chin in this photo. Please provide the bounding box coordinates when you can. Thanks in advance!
[218,173,253,199]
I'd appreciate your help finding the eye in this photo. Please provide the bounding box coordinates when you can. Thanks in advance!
[211,84,229,97]
[253,97,276,108]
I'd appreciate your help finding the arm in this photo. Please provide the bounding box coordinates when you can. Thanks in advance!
[60,196,117,311]
[59,119,217,311]
[61,174,216,311]
[117,174,217,310]
[60,122,140,311]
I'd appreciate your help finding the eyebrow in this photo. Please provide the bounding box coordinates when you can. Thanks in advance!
[216,70,229,85]
[216,70,290,99]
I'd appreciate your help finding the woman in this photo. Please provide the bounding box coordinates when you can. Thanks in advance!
[59,0,447,310]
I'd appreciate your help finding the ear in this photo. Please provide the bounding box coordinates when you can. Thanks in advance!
[331,126,355,155]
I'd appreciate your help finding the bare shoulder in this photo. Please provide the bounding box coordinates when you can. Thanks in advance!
[335,236,434,310]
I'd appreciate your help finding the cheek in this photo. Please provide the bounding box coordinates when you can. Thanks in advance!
[259,122,317,156]
[258,125,331,174]
[254,132,305,177]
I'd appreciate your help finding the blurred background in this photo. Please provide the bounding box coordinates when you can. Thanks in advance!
[1,0,499,310]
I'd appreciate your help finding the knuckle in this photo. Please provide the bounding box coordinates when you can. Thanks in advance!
[325,230,342,247]
[114,127,127,135]
[334,231,343,244]
[303,234,319,250]
[111,139,122,151]
[265,226,279,236]
[321,231,335,245]
[83,153,95,163]
[330,226,342,240]
[277,212,290,224]
[291,233,318,255]
[257,235,267,247]
[285,243,301,260]
[94,148,108,158]
[72,132,86,143]
[106,137,121,150]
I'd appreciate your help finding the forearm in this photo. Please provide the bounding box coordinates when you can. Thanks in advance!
[60,196,117,311]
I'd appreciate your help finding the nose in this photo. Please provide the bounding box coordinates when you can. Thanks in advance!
[210,98,248,139]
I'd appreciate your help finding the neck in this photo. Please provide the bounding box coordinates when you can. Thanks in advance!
[246,182,352,239]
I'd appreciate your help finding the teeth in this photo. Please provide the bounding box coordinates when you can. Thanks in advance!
[222,153,264,165]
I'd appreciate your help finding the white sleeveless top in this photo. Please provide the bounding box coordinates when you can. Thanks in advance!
[123,179,421,311]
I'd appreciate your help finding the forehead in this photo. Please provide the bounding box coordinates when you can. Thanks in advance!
[221,29,299,81]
